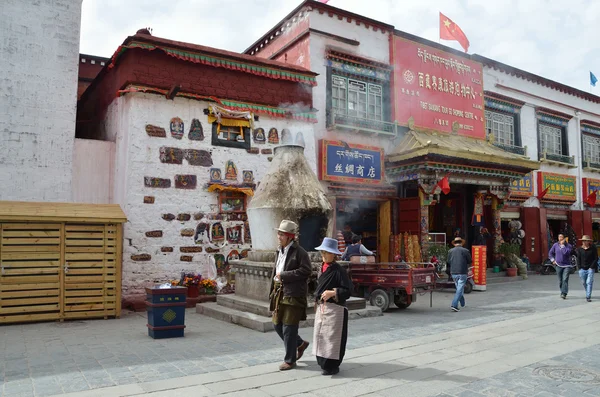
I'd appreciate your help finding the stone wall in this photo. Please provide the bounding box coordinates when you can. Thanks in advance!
[111,93,317,303]
[0,0,81,202]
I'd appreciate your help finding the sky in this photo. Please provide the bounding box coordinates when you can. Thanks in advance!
[80,0,600,93]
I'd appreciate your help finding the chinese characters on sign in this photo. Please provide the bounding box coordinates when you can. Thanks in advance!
[582,178,600,206]
[509,173,533,199]
[319,140,383,184]
[471,246,487,291]
[393,37,485,138]
[537,172,577,203]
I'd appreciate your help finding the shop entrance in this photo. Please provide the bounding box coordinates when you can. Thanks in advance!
[335,198,390,262]
[428,184,495,266]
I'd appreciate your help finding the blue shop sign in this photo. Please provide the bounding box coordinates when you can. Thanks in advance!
[319,140,384,184]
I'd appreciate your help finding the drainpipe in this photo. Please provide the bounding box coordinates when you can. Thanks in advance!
[574,110,583,210]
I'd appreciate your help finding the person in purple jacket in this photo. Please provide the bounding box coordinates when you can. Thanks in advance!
[549,233,574,299]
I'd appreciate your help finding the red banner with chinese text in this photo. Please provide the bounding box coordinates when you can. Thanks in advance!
[392,36,485,138]
[472,245,487,290]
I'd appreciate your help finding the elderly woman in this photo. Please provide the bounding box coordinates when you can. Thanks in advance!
[312,237,354,376]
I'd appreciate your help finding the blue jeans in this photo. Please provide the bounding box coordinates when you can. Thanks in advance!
[579,268,594,299]
[451,274,467,308]
[556,266,571,296]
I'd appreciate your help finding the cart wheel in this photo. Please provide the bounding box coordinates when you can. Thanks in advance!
[464,282,473,294]
[370,289,390,312]
[393,294,411,309]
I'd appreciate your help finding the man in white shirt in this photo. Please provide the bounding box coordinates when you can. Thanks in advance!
[269,220,311,371]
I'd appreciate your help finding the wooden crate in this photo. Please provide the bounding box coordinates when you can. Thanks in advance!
[0,201,126,324]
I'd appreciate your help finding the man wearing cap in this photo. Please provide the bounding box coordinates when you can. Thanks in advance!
[447,237,471,312]
[549,233,574,299]
[575,235,598,302]
[269,220,311,371]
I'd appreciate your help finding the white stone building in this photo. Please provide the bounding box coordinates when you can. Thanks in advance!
[0,0,82,202]
[76,31,318,306]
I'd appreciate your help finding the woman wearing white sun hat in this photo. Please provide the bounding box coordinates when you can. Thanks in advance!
[312,237,353,376]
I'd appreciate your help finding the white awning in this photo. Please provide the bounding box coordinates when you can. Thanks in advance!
[547,214,568,220]
[500,211,520,219]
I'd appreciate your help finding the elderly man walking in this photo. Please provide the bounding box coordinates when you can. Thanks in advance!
[575,235,598,302]
[549,233,574,299]
[447,237,471,312]
[269,220,311,371]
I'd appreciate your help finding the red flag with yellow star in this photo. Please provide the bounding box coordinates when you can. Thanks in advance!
[439,12,470,52]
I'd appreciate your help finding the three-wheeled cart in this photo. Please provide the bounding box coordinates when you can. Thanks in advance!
[348,258,436,312]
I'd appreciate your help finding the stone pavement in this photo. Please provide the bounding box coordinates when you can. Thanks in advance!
[0,274,596,396]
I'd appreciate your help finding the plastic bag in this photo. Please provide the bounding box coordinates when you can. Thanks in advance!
[158,283,172,289]
[215,276,228,292]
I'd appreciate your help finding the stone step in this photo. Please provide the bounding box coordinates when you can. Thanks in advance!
[216,294,367,318]
[196,301,381,333]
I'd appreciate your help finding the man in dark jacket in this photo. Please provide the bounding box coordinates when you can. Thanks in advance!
[269,220,311,371]
[576,235,598,302]
[447,237,472,312]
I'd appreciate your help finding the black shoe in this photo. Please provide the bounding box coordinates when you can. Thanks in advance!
[561,294,566,299]
[321,367,340,376]
[587,298,592,302]
[451,306,460,312]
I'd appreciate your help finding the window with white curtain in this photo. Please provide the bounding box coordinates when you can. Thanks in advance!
[332,75,383,121]
[485,110,515,146]
[583,134,600,164]
[539,124,562,155]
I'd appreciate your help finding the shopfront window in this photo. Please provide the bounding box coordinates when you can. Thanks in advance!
[583,134,600,164]
[485,110,515,146]
[539,123,563,155]
[332,75,383,121]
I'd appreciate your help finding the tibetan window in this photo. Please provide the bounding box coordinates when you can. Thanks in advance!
[539,124,563,156]
[332,75,383,121]
[583,135,600,165]
[211,120,251,150]
[219,191,246,213]
[485,110,515,146]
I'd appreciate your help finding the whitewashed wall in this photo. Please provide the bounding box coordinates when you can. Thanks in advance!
[308,11,397,152]
[109,93,317,298]
[484,67,600,209]
[0,0,81,202]
[72,139,114,204]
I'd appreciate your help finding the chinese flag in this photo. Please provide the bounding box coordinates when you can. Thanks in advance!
[439,12,470,53]
[586,190,597,207]
[537,186,550,200]
[436,176,451,195]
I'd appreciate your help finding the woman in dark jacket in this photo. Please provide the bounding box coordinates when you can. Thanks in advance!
[312,237,354,375]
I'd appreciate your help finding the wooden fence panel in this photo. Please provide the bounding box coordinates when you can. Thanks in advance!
[63,224,118,319]
[0,223,62,323]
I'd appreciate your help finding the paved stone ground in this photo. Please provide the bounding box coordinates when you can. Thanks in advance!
[0,274,595,396]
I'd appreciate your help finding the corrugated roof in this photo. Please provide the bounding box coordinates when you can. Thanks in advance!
[387,130,540,171]
[0,202,127,223]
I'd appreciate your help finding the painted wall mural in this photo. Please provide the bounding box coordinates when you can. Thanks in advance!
[268,128,279,144]
[170,117,184,139]
[253,128,266,144]
[188,118,204,141]
[225,160,238,180]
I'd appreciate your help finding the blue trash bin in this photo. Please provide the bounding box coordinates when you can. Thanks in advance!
[145,286,187,339]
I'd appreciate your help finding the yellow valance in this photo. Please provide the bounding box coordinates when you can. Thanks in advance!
[207,115,251,128]
[207,184,254,197]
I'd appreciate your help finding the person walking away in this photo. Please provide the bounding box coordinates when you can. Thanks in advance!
[549,233,574,299]
[447,237,471,312]
[269,220,311,371]
[341,234,373,261]
[312,237,353,376]
[576,235,597,302]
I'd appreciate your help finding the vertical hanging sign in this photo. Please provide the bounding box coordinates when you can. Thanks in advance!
[471,245,487,291]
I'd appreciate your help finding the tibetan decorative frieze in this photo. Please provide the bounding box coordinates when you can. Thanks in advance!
[175,175,197,189]
[144,177,171,188]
